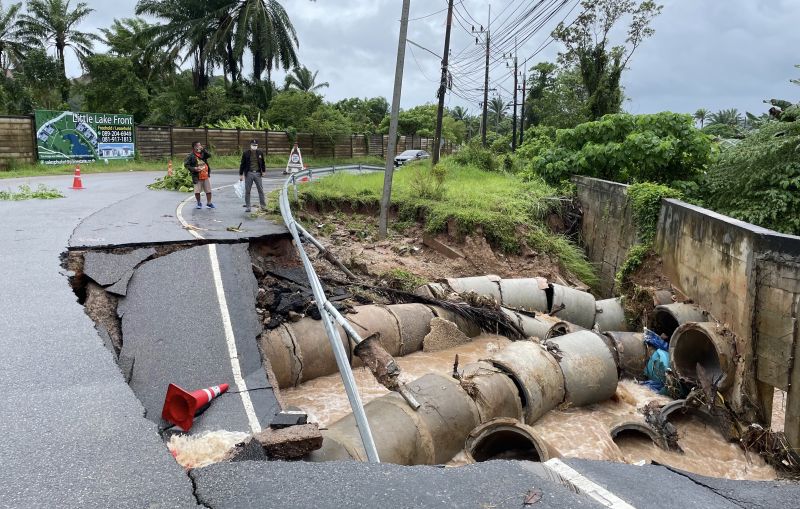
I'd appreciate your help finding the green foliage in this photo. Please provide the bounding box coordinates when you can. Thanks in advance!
[380,269,427,293]
[407,160,447,200]
[701,122,743,139]
[614,242,650,290]
[207,113,273,130]
[627,182,683,244]
[528,227,598,287]
[147,165,193,192]
[81,54,150,122]
[706,121,800,235]
[186,85,254,127]
[0,183,64,200]
[452,140,497,172]
[303,104,351,143]
[284,65,329,92]
[525,63,590,129]
[334,97,389,134]
[521,112,713,185]
[265,89,322,129]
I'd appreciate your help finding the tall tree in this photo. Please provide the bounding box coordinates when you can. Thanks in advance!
[552,0,662,120]
[693,108,709,128]
[135,0,223,92]
[18,0,99,101]
[101,18,176,91]
[707,108,744,127]
[487,96,508,129]
[284,65,328,92]
[449,105,468,121]
[0,1,28,72]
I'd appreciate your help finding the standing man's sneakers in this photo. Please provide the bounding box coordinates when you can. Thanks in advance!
[195,203,202,209]
[206,203,216,209]
[245,208,251,213]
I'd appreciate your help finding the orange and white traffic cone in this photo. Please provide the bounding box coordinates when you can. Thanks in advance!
[167,160,173,176]
[161,383,229,431]
[69,164,84,190]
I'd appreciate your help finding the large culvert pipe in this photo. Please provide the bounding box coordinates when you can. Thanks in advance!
[609,420,667,450]
[549,284,596,329]
[428,305,482,337]
[446,276,502,302]
[594,298,631,332]
[465,418,556,463]
[669,322,736,390]
[545,320,585,339]
[262,304,438,387]
[489,341,565,424]
[649,303,709,340]
[459,361,523,422]
[602,332,647,378]
[498,278,549,312]
[546,331,618,407]
[659,399,715,425]
[501,308,561,340]
[309,373,481,465]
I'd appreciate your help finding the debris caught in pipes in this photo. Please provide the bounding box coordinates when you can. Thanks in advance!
[353,333,402,391]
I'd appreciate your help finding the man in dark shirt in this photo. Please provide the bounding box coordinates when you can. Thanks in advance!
[184,141,214,209]
[239,139,267,213]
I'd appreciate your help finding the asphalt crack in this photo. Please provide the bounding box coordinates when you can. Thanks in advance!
[661,465,748,508]
[188,469,214,509]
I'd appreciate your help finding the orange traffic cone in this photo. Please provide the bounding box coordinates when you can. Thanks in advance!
[162,383,229,431]
[167,160,173,176]
[70,165,84,190]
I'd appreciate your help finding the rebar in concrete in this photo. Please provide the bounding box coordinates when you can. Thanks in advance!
[546,331,618,407]
[465,417,555,462]
[669,322,736,390]
[489,341,566,424]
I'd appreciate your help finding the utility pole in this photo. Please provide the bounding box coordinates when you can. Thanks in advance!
[473,5,490,146]
[432,0,455,166]
[508,40,519,152]
[519,68,526,148]
[379,0,411,239]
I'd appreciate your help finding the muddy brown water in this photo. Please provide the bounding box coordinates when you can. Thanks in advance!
[281,336,777,481]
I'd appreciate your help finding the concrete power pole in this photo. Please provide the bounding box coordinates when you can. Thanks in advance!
[432,0,455,166]
[510,44,518,152]
[378,0,411,239]
[481,5,491,147]
[519,68,526,148]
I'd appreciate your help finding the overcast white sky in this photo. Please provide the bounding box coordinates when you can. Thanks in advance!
[60,0,800,117]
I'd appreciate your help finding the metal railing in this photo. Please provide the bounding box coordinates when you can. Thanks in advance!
[278,164,392,463]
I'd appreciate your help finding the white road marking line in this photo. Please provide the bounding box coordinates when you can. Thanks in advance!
[208,243,262,433]
[542,459,636,509]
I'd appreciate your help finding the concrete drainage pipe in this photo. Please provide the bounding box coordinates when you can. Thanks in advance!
[309,374,481,465]
[465,418,555,463]
[446,275,502,303]
[546,331,618,407]
[649,303,709,340]
[602,332,648,378]
[594,298,631,332]
[427,305,482,337]
[669,322,736,390]
[501,308,562,340]
[459,361,524,422]
[262,304,437,387]
[489,341,565,424]
[498,278,549,312]
[609,420,667,450]
[544,320,585,339]
[549,284,597,329]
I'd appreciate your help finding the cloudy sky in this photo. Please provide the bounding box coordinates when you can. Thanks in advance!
[61,0,800,117]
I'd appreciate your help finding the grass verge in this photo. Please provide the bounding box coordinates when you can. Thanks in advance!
[0,155,385,180]
[0,183,64,200]
[292,157,598,286]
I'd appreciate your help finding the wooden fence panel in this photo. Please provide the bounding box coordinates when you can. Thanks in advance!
[334,135,351,158]
[267,131,291,155]
[0,117,35,168]
[368,135,383,157]
[240,130,268,150]
[295,133,313,157]
[207,129,241,155]
[171,128,206,156]
[135,126,171,160]
[352,135,367,157]
[314,138,335,158]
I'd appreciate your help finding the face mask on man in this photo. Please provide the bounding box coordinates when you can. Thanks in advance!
[250,144,258,151]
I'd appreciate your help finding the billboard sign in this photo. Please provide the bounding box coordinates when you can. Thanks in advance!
[34,110,135,164]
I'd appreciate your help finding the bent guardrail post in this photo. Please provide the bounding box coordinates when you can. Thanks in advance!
[280,168,380,463]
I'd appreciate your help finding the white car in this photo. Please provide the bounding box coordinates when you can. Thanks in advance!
[394,150,430,167]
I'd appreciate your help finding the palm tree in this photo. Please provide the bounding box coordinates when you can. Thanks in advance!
[101,17,176,89]
[488,96,508,129]
[707,108,744,127]
[18,0,99,101]
[284,65,329,92]
[136,0,223,92]
[693,108,709,129]
[449,105,468,121]
[0,1,28,72]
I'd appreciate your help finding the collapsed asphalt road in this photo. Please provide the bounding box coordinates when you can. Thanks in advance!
[2,170,800,508]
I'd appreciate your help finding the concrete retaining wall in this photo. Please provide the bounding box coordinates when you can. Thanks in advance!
[574,176,800,448]
[574,177,638,296]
